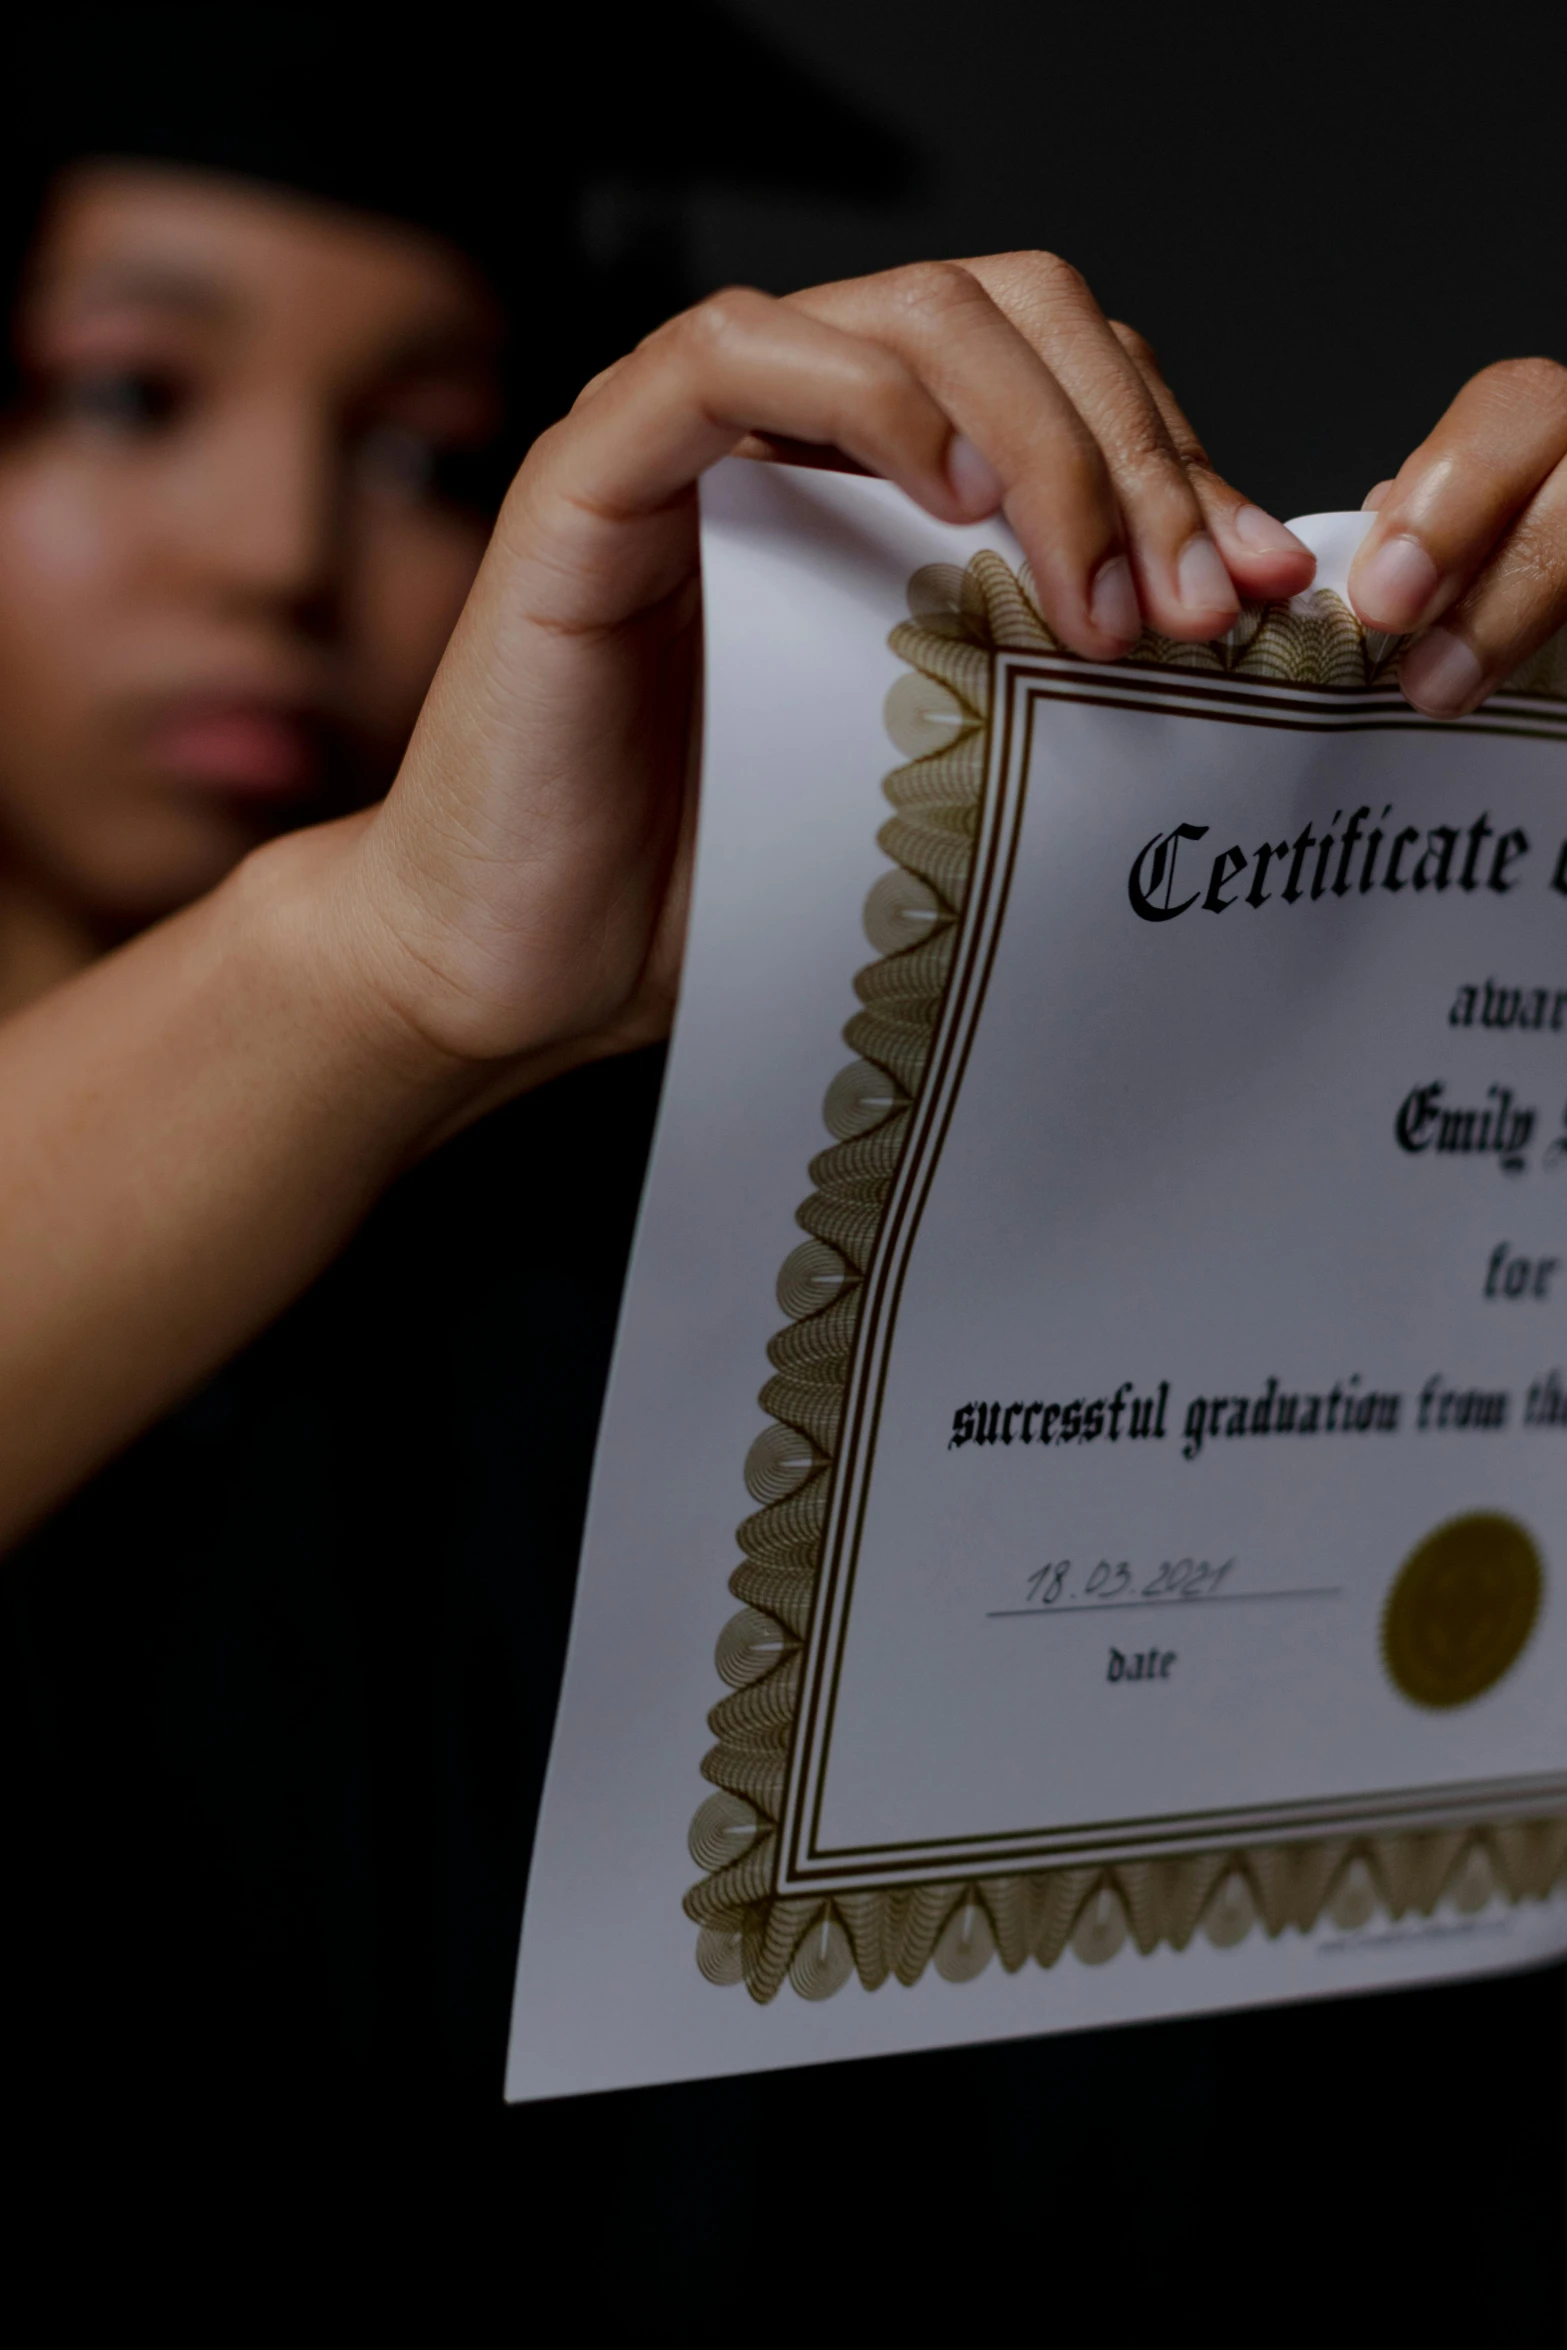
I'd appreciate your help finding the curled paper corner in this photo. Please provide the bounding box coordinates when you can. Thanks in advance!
[1285,509,1377,606]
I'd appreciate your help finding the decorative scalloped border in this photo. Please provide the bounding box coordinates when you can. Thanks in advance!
[686,560,1567,2004]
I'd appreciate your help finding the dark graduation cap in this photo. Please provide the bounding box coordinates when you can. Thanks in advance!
[2,2,915,411]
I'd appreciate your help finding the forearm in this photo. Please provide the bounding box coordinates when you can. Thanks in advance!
[0,817,483,1549]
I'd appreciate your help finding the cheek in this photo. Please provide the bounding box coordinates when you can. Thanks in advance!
[0,460,137,736]
[0,457,132,626]
[0,460,111,639]
[342,508,488,736]
[0,457,230,917]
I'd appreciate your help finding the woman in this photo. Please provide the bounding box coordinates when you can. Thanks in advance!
[5,2,1564,2305]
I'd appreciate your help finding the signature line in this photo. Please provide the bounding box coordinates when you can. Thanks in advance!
[987,1588,1343,1620]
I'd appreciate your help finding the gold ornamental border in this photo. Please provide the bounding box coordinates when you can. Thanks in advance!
[686,561,1567,2005]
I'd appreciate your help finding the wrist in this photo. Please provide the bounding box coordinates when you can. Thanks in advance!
[226,813,616,1166]
[223,815,497,1161]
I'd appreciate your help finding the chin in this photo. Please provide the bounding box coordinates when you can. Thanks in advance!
[74,811,266,930]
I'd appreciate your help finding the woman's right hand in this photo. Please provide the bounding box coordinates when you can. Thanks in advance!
[334,253,1315,1112]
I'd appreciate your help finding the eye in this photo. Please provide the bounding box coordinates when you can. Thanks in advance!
[354,422,505,516]
[355,423,437,502]
[59,367,183,435]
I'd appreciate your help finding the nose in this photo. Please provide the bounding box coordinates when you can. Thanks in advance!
[167,392,339,623]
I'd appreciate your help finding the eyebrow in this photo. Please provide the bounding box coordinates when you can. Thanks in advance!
[39,263,496,367]
[40,258,240,325]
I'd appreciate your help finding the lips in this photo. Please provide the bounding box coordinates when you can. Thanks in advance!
[144,701,323,798]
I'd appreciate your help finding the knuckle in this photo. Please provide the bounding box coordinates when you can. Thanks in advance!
[1091,382,1196,489]
[886,258,985,323]
[666,286,768,358]
[516,418,577,508]
[567,358,622,412]
[523,412,570,465]
[1110,401,1179,477]
[1109,318,1159,372]
[1504,511,1567,600]
[1010,248,1091,303]
[1475,354,1567,420]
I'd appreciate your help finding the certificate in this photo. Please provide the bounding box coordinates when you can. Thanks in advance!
[506,462,1567,2101]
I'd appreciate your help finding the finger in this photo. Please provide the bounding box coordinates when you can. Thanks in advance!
[569,356,627,409]
[1362,480,1394,511]
[1108,318,1316,604]
[788,261,1142,654]
[1348,358,1567,633]
[511,287,1003,632]
[955,253,1309,625]
[1398,452,1567,716]
[798,255,1234,641]
[954,257,1237,637]
[727,434,871,476]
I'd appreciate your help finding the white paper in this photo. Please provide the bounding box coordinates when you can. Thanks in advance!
[507,463,1567,2102]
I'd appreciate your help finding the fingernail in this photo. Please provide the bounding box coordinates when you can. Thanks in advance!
[1399,625,1485,716]
[1361,480,1394,514]
[1231,504,1310,558]
[946,434,1004,513]
[1088,554,1140,646]
[1177,532,1237,617]
[1353,532,1440,629]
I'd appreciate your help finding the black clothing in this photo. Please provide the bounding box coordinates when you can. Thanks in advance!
[5,1052,666,2124]
[4,1051,1560,2327]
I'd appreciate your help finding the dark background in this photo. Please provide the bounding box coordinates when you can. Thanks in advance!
[627,0,1567,519]
[4,10,1561,2318]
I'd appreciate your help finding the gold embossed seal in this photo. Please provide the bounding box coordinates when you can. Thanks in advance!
[1382,1513,1542,1708]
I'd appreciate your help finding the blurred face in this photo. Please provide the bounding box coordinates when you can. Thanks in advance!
[0,163,502,930]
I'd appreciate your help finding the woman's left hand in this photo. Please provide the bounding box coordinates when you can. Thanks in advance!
[1348,357,1567,714]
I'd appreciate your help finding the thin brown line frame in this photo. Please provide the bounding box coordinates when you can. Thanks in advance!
[789,655,1029,1875]
[684,557,1567,2005]
[790,658,1567,1882]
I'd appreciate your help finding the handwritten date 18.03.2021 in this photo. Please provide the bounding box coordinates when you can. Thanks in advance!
[988,1558,1342,1621]
[1026,1557,1233,1611]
